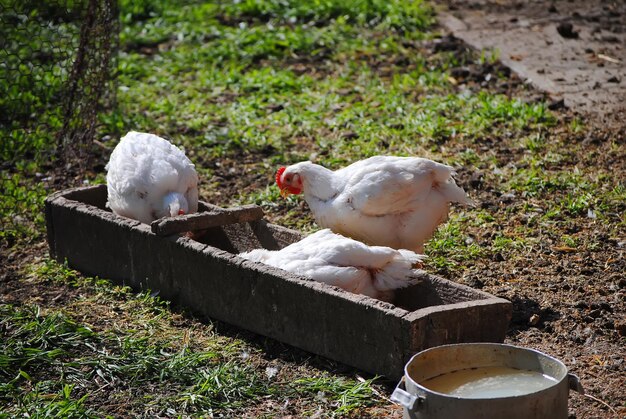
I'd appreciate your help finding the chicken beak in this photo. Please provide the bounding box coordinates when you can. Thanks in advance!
[279,187,290,198]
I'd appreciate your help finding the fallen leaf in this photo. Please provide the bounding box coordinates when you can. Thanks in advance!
[551,245,577,253]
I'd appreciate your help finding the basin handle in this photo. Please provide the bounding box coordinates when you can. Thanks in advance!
[568,373,584,395]
[390,378,425,411]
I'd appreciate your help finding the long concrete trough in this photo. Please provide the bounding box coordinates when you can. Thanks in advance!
[45,185,512,380]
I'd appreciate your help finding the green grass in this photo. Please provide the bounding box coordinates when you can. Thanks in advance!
[426,215,487,271]
[0,174,48,247]
[2,0,625,415]
[0,304,102,418]
[0,260,380,417]
[291,374,380,415]
[0,1,82,164]
[112,0,551,167]
[0,301,274,416]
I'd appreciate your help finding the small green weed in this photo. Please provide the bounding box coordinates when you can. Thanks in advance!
[0,173,48,246]
[291,374,380,415]
[426,215,486,271]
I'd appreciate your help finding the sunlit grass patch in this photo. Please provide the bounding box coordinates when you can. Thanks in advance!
[522,132,546,153]
[170,361,274,413]
[113,0,556,175]
[491,234,528,253]
[290,374,381,415]
[0,304,102,417]
[34,259,141,300]
[503,162,625,223]
[458,92,555,133]
[220,0,434,31]
[506,163,591,196]
[426,214,487,271]
[1,381,96,419]
[2,259,384,416]
[0,271,273,417]
[0,303,273,416]
[559,234,578,248]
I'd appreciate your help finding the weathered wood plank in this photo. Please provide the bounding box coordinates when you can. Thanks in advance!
[150,204,264,236]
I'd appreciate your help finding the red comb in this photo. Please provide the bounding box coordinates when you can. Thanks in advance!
[178,209,185,215]
[275,166,286,187]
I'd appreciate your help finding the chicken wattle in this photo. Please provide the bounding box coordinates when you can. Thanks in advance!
[239,229,426,302]
[105,131,199,224]
[275,156,471,253]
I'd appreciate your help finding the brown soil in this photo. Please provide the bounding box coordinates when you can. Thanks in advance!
[433,1,626,417]
[1,4,625,417]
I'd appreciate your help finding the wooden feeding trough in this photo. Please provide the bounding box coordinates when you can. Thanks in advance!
[45,185,512,380]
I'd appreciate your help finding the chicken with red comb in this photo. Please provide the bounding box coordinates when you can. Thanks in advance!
[275,156,472,253]
[276,166,303,197]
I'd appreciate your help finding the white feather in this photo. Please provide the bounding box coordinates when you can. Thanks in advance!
[240,229,426,302]
[279,156,471,253]
[105,131,199,224]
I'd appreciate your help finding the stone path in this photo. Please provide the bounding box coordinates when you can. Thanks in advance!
[437,0,625,126]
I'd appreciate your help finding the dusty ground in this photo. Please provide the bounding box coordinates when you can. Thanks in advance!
[434,1,626,417]
[1,1,624,417]
[438,0,625,126]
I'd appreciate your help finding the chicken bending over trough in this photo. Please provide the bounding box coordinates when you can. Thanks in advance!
[106,131,199,224]
[276,156,471,253]
[239,229,427,302]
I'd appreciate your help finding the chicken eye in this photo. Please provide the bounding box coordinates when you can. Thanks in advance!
[285,175,291,182]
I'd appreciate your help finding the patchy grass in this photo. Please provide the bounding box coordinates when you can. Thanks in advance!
[0,302,274,417]
[291,374,380,415]
[2,0,625,416]
[426,215,487,271]
[0,260,382,417]
[0,174,48,248]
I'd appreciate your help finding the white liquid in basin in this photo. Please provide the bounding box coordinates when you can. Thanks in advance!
[420,366,559,398]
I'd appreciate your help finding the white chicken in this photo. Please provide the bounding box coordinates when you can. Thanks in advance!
[239,228,426,302]
[275,156,471,253]
[105,131,199,224]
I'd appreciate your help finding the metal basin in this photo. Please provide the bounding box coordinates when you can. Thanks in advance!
[391,343,583,419]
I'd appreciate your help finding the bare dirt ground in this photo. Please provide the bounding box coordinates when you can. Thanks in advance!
[438,0,625,127]
[1,2,624,417]
[434,1,625,417]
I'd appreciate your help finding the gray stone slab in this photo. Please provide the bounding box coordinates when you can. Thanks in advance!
[45,185,512,379]
[437,0,625,125]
